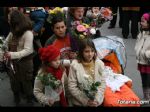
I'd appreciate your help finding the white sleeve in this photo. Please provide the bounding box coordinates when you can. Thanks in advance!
[10,31,34,59]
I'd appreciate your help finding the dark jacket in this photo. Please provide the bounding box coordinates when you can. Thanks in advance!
[30,9,48,33]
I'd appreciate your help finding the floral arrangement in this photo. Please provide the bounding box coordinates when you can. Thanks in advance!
[82,74,101,100]
[71,21,96,40]
[37,73,62,89]
[100,7,113,21]
[48,7,63,14]
[90,7,113,28]
[47,7,65,24]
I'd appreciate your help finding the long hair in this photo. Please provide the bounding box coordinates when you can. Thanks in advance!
[78,38,97,62]
[9,10,32,38]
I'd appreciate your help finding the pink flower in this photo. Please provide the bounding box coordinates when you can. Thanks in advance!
[76,25,86,32]
[74,21,80,25]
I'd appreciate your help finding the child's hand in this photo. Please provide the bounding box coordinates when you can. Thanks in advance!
[87,100,99,107]
[4,52,11,60]
[55,86,63,94]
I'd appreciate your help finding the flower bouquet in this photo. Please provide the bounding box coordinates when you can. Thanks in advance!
[48,7,63,14]
[90,7,113,28]
[100,7,113,21]
[82,74,101,100]
[47,7,65,24]
[37,73,62,89]
[71,21,96,40]
[37,73,62,100]
[70,21,96,52]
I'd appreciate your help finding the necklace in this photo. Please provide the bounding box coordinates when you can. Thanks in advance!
[82,60,95,80]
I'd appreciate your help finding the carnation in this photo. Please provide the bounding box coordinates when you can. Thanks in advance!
[90,28,96,35]
[76,25,86,32]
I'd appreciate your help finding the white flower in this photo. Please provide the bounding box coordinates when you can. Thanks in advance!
[84,74,89,78]
[90,28,96,35]
[0,36,3,40]
[62,7,68,12]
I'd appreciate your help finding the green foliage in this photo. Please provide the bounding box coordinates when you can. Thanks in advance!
[83,81,101,100]
[37,73,62,89]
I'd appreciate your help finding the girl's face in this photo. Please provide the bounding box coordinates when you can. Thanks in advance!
[53,21,67,38]
[140,16,149,29]
[83,46,95,62]
[49,56,61,69]
[92,7,100,14]
[73,8,85,20]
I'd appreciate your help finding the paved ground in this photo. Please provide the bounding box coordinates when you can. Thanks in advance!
[0,13,148,107]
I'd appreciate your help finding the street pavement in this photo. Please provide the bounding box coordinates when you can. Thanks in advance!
[0,17,146,107]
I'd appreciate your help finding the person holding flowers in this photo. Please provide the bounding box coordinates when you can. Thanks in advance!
[33,45,68,107]
[67,7,90,29]
[86,7,113,38]
[67,7,90,52]
[45,7,76,60]
[68,38,106,106]
[3,10,34,106]
[69,19,97,53]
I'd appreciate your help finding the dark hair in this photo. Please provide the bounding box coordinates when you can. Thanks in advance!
[9,10,32,38]
[68,7,85,17]
[50,12,66,28]
[78,38,97,62]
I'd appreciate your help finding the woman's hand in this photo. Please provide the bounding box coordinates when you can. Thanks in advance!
[4,52,11,60]
[55,86,63,95]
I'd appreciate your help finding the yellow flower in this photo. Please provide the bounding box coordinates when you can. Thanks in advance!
[48,10,55,14]
[48,7,63,14]
[82,23,89,28]
[54,7,63,13]
[83,32,87,35]
[79,34,85,39]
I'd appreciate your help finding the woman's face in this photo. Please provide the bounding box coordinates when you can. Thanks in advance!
[53,21,67,38]
[83,46,95,62]
[49,55,61,69]
[73,8,85,20]
[92,7,100,14]
[140,17,149,29]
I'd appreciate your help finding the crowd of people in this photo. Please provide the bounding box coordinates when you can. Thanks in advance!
[0,7,150,107]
